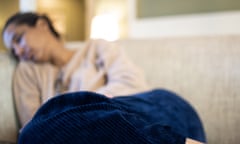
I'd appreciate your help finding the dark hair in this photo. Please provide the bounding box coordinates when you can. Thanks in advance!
[2,12,60,39]
[2,12,61,61]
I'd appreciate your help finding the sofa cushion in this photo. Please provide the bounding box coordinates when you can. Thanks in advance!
[0,52,18,143]
[117,36,240,144]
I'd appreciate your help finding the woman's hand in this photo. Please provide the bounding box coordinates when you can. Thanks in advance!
[186,138,204,144]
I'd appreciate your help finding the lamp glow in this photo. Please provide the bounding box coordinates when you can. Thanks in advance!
[90,13,120,41]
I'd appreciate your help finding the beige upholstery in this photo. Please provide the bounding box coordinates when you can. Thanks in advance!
[118,36,240,144]
[0,36,239,144]
[0,52,18,143]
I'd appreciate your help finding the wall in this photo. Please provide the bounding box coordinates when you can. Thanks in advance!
[37,0,85,41]
[0,0,19,51]
[137,0,240,18]
[128,0,240,38]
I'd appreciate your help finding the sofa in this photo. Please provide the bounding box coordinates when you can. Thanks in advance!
[0,35,239,144]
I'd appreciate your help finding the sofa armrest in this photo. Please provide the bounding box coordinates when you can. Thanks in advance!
[0,52,19,143]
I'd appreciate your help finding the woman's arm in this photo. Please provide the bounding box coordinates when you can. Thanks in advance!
[94,40,148,96]
[13,62,41,127]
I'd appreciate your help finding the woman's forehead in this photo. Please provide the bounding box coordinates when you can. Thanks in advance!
[3,24,16,49]
[3,24,27,49]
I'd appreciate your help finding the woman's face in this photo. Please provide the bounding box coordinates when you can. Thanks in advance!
[3,20,53,62]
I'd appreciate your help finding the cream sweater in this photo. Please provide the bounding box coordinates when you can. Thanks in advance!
[13,39,148,126]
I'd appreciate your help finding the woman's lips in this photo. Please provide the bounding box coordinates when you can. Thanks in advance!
[23,51,33,61]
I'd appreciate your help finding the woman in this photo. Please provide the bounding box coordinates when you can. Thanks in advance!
[2,12,148,127]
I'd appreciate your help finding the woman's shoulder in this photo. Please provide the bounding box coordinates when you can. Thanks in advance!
[87,39,119,49]
[16,61,57,74]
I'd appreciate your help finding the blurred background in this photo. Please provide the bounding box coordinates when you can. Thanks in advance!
[0,1,240,143]
[1,0,240,50]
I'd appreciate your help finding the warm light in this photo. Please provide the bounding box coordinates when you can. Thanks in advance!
[90,13,120,41]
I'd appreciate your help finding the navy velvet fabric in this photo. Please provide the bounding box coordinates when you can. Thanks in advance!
[19,89,206,144]
[113,89,206,142]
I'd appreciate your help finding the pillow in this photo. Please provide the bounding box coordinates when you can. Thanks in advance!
[0,52,18,143]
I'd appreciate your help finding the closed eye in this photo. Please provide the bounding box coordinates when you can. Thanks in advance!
[13,33,24,44]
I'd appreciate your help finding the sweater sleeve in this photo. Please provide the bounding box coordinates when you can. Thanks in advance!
[13,62,41,127]
[94,39,148,96]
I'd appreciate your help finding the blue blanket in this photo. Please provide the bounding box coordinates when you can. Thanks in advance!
[19,89,206,144]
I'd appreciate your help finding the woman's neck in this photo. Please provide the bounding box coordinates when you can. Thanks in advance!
[49,42,76,68]
[53,48,76,67]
